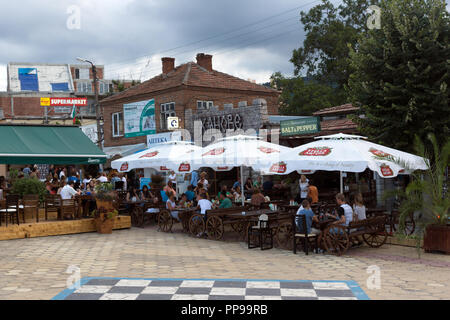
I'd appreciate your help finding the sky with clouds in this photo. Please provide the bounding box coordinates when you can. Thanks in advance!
[0,0,449,91]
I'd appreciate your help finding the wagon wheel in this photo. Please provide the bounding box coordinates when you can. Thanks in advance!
[189,214,205,236]
[157,210,173,232]
[363,217,388,248]
[323,225,349,256]
[206,216,224,240]
[275,222,293,250]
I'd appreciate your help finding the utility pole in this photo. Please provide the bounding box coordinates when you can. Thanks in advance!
[76,57,103,149]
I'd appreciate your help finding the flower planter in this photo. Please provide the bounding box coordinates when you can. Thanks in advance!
[95,213,114,234]
[423,224,450,254]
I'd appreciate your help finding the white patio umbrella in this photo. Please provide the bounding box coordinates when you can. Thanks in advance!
[190,135,292,206]
[111,140,201,174]
[257,133,428,193]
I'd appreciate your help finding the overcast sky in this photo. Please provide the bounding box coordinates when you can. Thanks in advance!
[0,0,448,91]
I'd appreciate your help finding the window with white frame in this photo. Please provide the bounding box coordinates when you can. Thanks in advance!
[197,100,213,110]
[160,102,176,130]
[77,82,92,93]
[99,82,110,94]
[112,112,124,137]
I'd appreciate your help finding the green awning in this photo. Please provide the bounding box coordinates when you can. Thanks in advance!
[0,124,107,165]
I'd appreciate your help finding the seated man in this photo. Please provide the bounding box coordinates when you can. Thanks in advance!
[218,192,233,209]
[196,192,212,215]
[251,188,266,207]
[295,199,320,235]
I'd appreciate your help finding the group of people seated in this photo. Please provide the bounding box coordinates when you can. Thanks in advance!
[295,192,367,237]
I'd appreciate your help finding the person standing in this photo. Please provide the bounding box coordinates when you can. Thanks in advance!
[121,173,128,191]
[198,171,209,190]
[190,170,199,188]
[168,170,177,191]
[307,179,319,204]
[298,175,309,203]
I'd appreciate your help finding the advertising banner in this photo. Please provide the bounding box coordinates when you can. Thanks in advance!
[280,117,320,136]
[124,99,156,138]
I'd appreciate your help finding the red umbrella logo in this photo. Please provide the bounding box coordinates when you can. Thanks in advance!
[270,162,287,173]
[369,148,392,158]
[299,147,332,156]
[380,164,394,177]
[202,147,225,156]
[178,163,191,172]
[120,162,128,172]
[139,151,159,158]
[258,146,280,154]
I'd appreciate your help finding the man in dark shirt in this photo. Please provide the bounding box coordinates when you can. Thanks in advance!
[262,178,274,192]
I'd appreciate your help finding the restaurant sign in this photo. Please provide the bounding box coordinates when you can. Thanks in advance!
[280,117,320,136]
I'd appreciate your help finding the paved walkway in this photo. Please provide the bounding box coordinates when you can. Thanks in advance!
[0,225,449,300]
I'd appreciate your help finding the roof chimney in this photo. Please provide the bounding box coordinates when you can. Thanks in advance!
[196,53,213,71]
[162,57,175,74]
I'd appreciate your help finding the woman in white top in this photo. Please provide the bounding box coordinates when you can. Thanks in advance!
[353,193,366,221]
[168,171,177,190]
[299,175,309,201]
[166,191,180,221]
[198,171,209,190]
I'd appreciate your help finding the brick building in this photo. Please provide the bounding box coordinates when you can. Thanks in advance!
[100,53,281,151]
[0,62,135,123]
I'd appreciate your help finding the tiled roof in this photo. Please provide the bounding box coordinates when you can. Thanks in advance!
[313,103,358,116]
[101,62,279,103]
[320,118,357,131]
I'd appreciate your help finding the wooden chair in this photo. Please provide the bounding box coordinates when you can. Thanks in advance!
[45,194,62,221]
[0,194,20,226]
[61,199,77,220]
[248,214,273,250]
[116,191,128,215]
[293,215,319,255]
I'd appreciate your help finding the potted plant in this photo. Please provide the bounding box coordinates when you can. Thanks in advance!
[11,177,46,203]
[91,207,118,234]
[381,133,449,254]
[94,182,115,211]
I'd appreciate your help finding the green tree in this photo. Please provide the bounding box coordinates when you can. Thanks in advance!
[270,72,344,115]
[347,0,450,152]
[291,0,378,89]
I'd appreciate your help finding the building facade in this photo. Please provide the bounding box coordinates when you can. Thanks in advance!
[100,53,281,151]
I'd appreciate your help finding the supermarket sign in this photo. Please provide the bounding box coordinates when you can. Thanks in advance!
[40,97,87,107]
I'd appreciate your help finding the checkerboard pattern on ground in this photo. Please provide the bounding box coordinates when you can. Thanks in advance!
[53,278,369,300]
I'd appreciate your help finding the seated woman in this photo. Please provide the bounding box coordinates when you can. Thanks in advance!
[233,185,243,203]
[126,187,142,202]
[244,177,253,199]
[166,191,180,221]
[251,188,267,207]
[86,180,96,194]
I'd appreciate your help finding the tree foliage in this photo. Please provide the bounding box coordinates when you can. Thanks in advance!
[270,72,344,115]
[347,0,450,152]
[291,0,379,89]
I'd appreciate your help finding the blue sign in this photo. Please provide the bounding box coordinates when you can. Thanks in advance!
[140,178,151,190]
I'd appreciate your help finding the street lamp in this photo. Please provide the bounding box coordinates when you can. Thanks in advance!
[76,57,102,148]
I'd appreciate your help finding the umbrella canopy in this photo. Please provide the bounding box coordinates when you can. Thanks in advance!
[258,133,428,178]
[190,135,291,170]
[111,141,200,173]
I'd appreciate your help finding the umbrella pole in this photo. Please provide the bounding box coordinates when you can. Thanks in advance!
[241,165,245,207]
[340,171,343,194]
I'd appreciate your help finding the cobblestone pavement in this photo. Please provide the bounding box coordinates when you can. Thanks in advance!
[0,225,449,300]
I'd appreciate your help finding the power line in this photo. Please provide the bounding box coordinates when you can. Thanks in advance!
[103,0,322,73]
